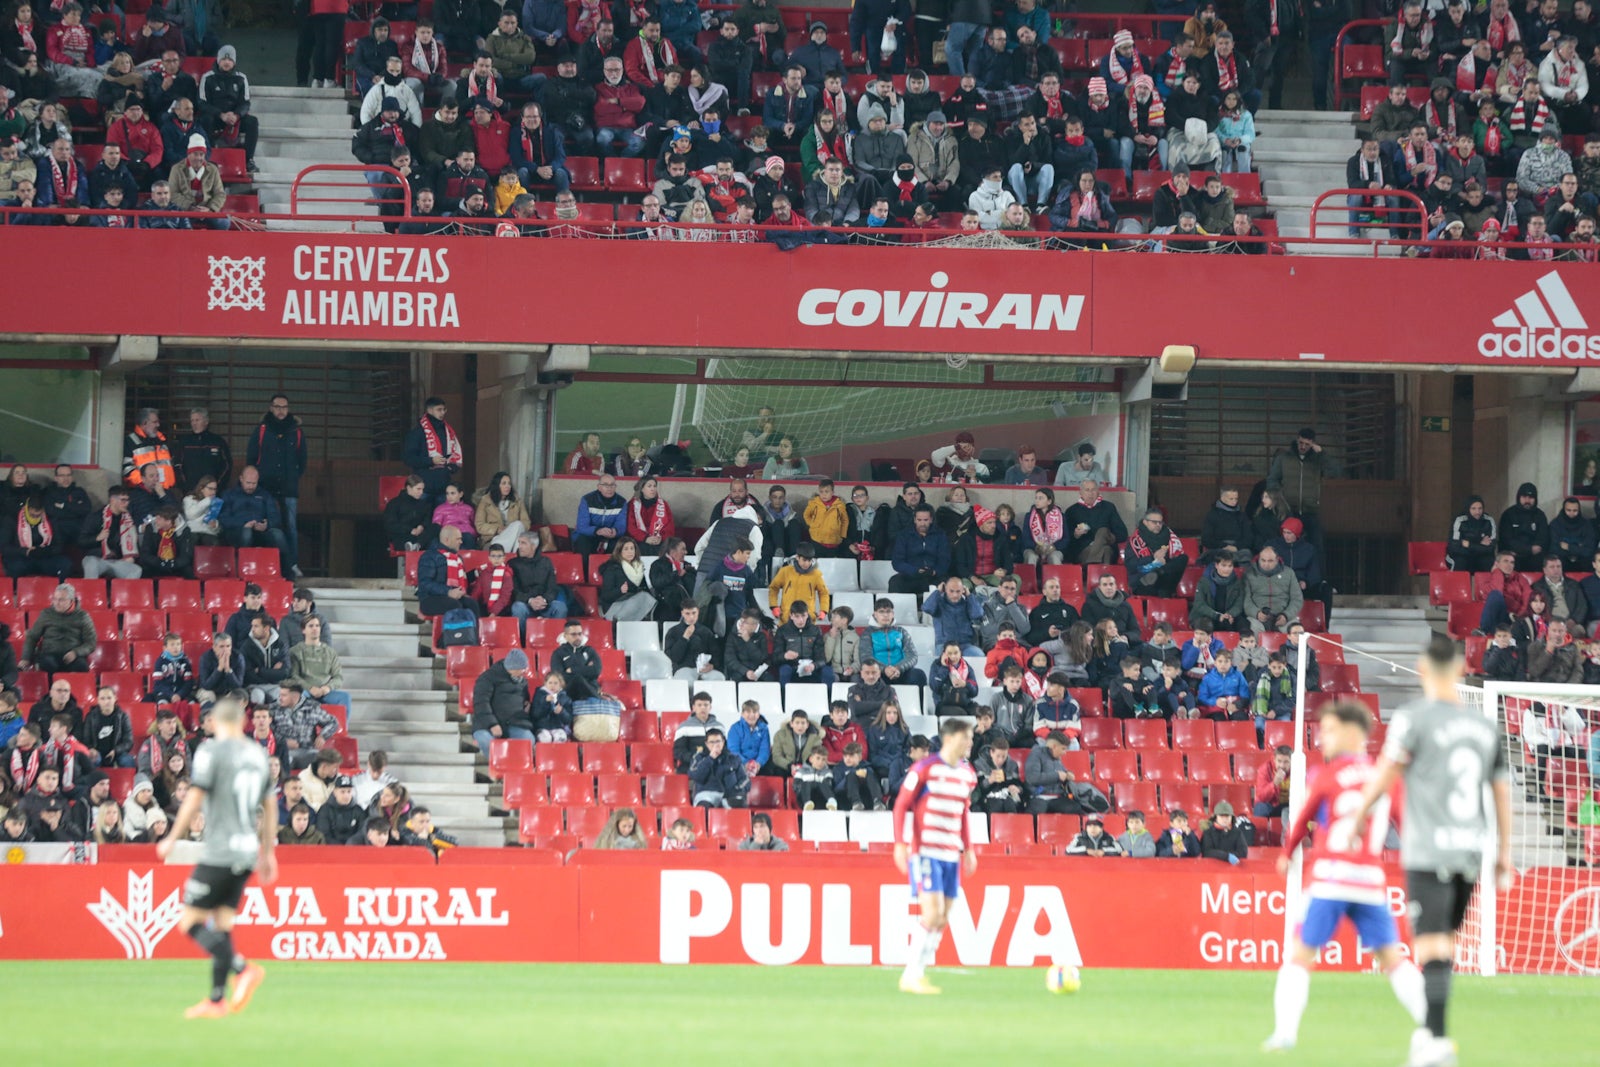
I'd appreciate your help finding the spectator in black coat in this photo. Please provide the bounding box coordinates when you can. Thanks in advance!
[1200,486,1252,560]
[1499,482,1550,571]
[384,475,433,553]
[470,649,535,755]
[1199,800,1249,861]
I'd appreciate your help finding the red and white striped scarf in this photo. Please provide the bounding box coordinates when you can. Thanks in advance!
[443,549,465,590]
[16,507,51,549]
[478,563,513,613]
[1389,15,1433,56]
[1162,52,1187,91]
[1425,97,1458,141]
[9,744,42,793]
[1107,48,1145,87]
[54,22,89,63]
[574,0,606,40]
[631,497,669,539]
[634,33,676,84]
[819,88,848,121]
[719,496,748,517]
[410,36,444,75]
[1485,13,1520,52]
[42,737,78,791]
[945,658,970,687]
[1455,53,1495,94]
[14,19,34,51]
[98,506,137,558]
[1023,669,1047,700]
[1128,81,1164,130]
[48,155,77,205]
[420,415,461,466]
[1508,96,1550,135]
[1401,138,1438,183]
[465,68,501,105]
[1550,56,1581,89]
[1028,505,1064,546]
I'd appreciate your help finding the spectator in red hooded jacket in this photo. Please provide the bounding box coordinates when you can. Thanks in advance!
[470,97,512,174]
[106,101,164,188]
[472,543,518,616]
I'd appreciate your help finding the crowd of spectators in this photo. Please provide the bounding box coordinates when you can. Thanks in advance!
[1347,0,1598,253]
[341,0,1281,246]
[1,0,261,227]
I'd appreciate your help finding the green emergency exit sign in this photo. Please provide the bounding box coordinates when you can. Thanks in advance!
[1420,416,1451,433]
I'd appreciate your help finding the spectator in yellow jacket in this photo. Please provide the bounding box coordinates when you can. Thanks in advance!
[768,542,831,617]
[802,479,850,555]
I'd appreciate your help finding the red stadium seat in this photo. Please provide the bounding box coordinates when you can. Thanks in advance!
[1092,750,1138,783]
[1130,171,1166,202]
[479,617,522,649]
[16,577,59,609]
[1070,688,1104,718]
[1429,571,1472,607]
[522,618,567,651]
[1140,750,1186,782]
[1172,719,1215,750]
[604,157,649,194]
[120,608,166,642]
[192,545,236,579]
[166,611,212,644]
[157,579,203,610]
[595,773,643,806]
[546,552,584,586]
[1123,720,1169,749]
[1060,751,1092,781]
[582,742,627,773]
[15,671,46,701]
[1161,782,1205,815]
[1036,814,1080,844]
[503,772,547,809]
[706,808,750,840]
[89,643,129,672]
[236,548,281,579]
[98,671,142,705]
[1214,721,1258,752]
[645,774,691,806]
[74,583,109,609]
[568,587,600,616]
[548,772,596,806]
[1321,663,1361,695]
[621,710,660,742]
[1114,781,1159,814]
[1446,601,1479,640]
[1185,750,1235,784]
[1298,602,1326,633]
[660,805,706,833]
[1040,564,1084,598]
[1407,542,1447,575]
[203,579,246,612]
[565,806,609,840]
[130,641,165,674]
[1464,635,1486,676]
[1263,721,1297,749]
[489,738,533,780]
[110,579,156,610]
[567,155,604,192]
[445,646,489,687]
[629,741,673,774]
[1085,564,1124,590]
[1079,719,1122,749]
[518,805,561,840]
[1219,172,1264,207]
[535,744,581,773]
[58,673,98,710]
[377,476,407,511]
[989,812,1035,845]
[746,777,786,809]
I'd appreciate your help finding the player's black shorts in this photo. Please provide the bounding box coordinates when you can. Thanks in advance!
[1406,870,1477,936]
[183,864,254,911]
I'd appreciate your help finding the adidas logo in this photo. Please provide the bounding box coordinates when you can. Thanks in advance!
[1478,271,1600,360]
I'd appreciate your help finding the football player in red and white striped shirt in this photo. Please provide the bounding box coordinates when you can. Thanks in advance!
[1264,700,1426,1054]
[892,718,978,995]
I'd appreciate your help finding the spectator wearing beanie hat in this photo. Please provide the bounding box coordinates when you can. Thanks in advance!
[1269,517,1332,628]
[470,647,535,755]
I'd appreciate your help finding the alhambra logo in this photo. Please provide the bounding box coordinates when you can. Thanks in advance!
[1477,271,1600,359]
[87,871,185,959]
[208,255,267,312]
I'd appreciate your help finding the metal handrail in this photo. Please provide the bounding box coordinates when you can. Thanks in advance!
[1333,17,1396,111]
[1310,187,1428,247]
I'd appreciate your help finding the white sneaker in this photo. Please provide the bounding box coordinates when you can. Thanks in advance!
[802,801,814,811]
[1260,1035,1295,1053]
[1403,1032,1458,1067]
[825,797,838,811]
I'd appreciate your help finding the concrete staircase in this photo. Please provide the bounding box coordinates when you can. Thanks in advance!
[1326,596,1433,716]
[247,85,382,232]
[1254,108,1399,255]
[311,584,511,845]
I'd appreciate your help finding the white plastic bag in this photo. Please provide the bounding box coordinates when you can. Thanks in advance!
[880,18,899,56]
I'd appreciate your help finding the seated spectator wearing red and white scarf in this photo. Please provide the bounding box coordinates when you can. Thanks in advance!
[402,396,463,505]
[626,475,676,549]
[416,524,482,618]
[5,497,71,579]
[472,543,518,616]
[82,487,141,580]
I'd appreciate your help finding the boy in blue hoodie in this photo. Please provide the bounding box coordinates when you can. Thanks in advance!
[701,537,755,634]
[147,632,198,704]
[726,699,771,780]
[1197,648,1251,721]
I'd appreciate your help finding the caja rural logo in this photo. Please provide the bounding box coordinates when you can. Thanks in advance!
[1478,271,1600,360]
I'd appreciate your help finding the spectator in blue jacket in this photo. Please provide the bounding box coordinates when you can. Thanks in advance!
[689,729,750,807]
[848,0,911,75]
[1197,648,1250,720]
[922,576,984,656]
[656,0,703,64]
[890,505,950,594]
[218,466,294,576]
[762,66,815,145]
[787,22,842,87]
[416,524,482,618]
[575,473,625,558]
[521,0,567,51]
[727,700,772,779]
[1004,0,1050,49]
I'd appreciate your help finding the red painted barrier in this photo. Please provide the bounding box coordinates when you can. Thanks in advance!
[1,229,1596,365]
[0,854,1588,971]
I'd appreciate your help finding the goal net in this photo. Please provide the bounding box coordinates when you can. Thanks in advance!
[1281,647,1599,977]
[1464,682,1600,976]
[691,359,1118,465]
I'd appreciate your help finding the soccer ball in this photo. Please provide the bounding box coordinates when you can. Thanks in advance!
[1046,964,1081,994]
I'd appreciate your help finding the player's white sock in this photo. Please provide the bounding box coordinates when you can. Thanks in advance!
[1271,963,1311,1043]
[1387,960,1427,1026]
[920,925,944,969]
[903,922,932,982]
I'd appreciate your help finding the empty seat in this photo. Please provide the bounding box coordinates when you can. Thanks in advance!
[645,774,691,806]
[110,579,155,609]
[582,742,628,773]
[534,743,580,773]
[1214,722,1258,752]
[548,772,596,805]
[816,558,858,592]
[1185,750,1235,784]
[629,741,674,774]
[1139,750,1186,782]
[595,773,643,805]
[488,738,533,780]
[620,709,661,742]
[1172,719,1215,750]
[801,810,849,842]
[848,810,893,842]
[615,620,661,652]
[1123,720,1168,749]
[645,679,691,711]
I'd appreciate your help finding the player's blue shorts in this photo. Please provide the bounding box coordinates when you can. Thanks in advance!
[1298,896,1398,951]
[908,854,961,900]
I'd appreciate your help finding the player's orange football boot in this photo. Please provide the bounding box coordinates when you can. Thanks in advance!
[230,963,265,1013]
[898,976,942,995]
[184,999,230,1019]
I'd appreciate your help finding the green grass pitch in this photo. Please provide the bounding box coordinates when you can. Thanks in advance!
[6,961,1593,1065]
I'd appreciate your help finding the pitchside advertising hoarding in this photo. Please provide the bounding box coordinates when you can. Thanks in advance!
[0,230,1597,364]
[0,855,1593,973]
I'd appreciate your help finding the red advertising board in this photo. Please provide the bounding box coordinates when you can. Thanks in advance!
[1,229,1596,366]
[0,856,1586,972]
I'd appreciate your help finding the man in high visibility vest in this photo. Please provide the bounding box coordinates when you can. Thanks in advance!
[123,408,176,490]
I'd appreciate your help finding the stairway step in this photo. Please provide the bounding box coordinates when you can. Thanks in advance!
[354,704,457,724]
[248,97,356,118]
[334,637,429,658]
[383,760,477,784]
[307,586,407,602]
[315,603,408,625]
[452,828,517,847]
[340,655,438,671]
[346,688,449,705]
[353,731,467,754]
[252,84,348,99]
[342,671,441,691]
[407,795,496,819]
